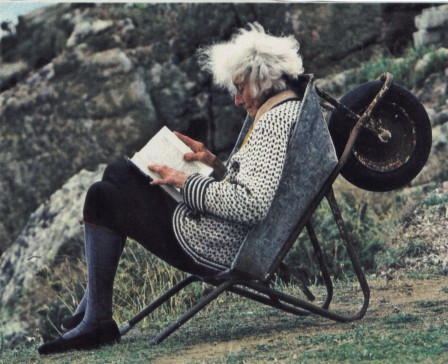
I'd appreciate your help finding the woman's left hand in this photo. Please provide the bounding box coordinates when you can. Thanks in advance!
[148,165,188,189]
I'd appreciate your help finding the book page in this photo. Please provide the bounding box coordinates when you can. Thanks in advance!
[141,129,200,174]
[132,126,213,176]
[129,126,214,202]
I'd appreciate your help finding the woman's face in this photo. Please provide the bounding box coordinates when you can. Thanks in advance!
[233,78,262,118]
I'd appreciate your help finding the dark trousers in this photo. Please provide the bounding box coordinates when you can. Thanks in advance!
[83,159,214,276]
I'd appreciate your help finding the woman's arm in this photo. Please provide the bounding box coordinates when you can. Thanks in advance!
[182,108,294,226]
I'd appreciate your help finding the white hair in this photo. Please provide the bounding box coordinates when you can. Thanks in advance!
[198,23,304,101]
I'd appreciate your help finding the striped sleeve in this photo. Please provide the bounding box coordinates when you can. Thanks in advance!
[181,173,215,212]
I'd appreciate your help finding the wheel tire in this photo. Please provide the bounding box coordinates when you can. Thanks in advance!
[328,80,432,192]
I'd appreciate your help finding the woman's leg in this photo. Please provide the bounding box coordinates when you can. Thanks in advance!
[62,223,125,339]
[72,160,214,325]
[38,223,124,354]
[88,159,215,276]
[61,178,127,332]
[40,159,215,353]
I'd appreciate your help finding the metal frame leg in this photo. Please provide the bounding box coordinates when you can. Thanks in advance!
[306,222,333,309]
[119,275,199,336]
[150,279,235,345]
[325,187,370,320]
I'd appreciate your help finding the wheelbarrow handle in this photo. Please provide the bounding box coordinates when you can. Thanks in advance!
[316,73,394,140]
[337,72,394,169]
[315,72,394,176]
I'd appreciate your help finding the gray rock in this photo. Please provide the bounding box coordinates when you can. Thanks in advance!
[413,5,448,48]
[412,123,448,185]
[1,4,70,69]
[0,165,105,348]
[413,67,448,107]
[381,3,430,55]
[415,5,448,31]
[66,18,114,48]
[0,52,158,252]
[413,30,444,48]
[0,60,29,91]
[211,93,246,156]
[315,70,356,98]
[386,182,448,273]
[147,62,193,131]
[433,109,448,127]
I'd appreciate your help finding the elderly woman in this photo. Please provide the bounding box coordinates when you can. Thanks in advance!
[38,22,304,354]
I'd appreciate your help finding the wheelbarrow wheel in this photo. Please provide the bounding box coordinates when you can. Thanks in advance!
[328,80,432,192]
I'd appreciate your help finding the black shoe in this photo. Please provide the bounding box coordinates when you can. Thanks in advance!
[61,311,85,332]
[38,319,120,355]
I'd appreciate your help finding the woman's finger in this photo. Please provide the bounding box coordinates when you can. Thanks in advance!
[183,151,204,162]
[148,164,164,174]
[148,164,187,188]
[174,132,196,147]
[174,131,204,152]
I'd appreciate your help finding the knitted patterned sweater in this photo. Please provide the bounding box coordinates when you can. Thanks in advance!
[173,99,301,270]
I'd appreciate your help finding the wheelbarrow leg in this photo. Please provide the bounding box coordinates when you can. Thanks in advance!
[306,222,333,309]
[326,188,370,319]
[150,279,235,345]
[119,275,199,336]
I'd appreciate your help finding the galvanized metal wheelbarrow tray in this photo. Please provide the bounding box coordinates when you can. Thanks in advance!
[119,72,432,344]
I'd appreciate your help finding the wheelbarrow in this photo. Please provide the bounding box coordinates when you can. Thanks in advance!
[119,72,432,344]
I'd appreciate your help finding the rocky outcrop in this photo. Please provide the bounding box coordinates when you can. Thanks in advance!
[0,3,245,253]
[0,165,104,347]
[413,4,448,48]
[0,4,70,91]
[381,3,431,55]
[412,65,448,185]
[0,51,159,254]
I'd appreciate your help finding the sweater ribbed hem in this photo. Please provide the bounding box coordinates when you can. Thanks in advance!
[173,204,228,271]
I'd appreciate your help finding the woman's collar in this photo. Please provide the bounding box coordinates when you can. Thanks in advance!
[253,90,299,124]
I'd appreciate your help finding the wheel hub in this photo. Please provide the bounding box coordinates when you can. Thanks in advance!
[353,101,417,173]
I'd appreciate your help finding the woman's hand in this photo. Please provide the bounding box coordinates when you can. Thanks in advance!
[174,132,217,167]
[148,165,188,189]
[175,132,227,179]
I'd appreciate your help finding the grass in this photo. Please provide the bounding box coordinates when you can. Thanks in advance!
[284,185,412,281]
[422,191,448,207]
[296,322,448,363]
[1,275,447,363]
[339,45,448,92]
[375,239,431,269]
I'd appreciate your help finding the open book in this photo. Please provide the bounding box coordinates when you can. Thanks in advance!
[128,126,214,202]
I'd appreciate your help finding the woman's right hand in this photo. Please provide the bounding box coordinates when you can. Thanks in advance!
[175,132,227,179]
[174,132,217,167]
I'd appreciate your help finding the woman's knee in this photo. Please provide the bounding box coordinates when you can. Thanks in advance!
[102,159,132,184]
[83,181,122,225]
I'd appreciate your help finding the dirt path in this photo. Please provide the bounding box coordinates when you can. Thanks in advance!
[155,276,448,363]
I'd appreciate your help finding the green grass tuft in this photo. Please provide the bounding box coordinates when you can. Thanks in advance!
[345,45,448,90]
